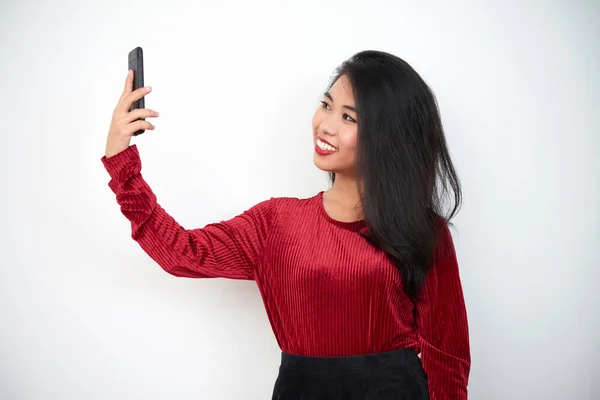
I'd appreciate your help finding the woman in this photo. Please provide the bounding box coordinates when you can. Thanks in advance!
[102,50,470,399]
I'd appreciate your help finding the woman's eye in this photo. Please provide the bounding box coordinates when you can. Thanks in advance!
[320,101,356,123]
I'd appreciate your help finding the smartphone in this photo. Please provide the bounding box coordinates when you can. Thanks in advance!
[128,46,145,136]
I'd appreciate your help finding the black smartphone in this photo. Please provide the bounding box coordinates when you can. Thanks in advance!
[128,46,145,136]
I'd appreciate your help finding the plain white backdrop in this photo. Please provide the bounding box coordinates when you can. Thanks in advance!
[1,0,598,399]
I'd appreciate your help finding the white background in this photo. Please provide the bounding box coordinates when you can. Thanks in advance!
[1,0,598,399]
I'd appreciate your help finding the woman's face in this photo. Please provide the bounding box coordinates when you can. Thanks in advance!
[312,74,359,175]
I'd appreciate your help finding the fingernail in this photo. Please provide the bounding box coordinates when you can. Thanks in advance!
[155,111,160,116]
[146,86,152,91]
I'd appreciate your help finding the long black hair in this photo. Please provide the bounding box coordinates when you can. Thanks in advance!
[327,50,462,301]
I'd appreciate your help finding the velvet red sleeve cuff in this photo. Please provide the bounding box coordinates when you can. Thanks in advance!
[101,145,140,181]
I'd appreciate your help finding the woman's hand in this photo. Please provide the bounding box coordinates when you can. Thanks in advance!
[105,70,159,158]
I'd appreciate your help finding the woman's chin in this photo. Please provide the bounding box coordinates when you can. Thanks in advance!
[313,156,335,172]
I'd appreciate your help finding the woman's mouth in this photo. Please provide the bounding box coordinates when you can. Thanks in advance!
[315,137,338,156]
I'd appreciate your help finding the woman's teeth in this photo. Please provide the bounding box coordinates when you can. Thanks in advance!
[317,139,337,151]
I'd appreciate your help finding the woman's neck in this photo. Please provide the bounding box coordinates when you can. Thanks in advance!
[324,173,364,222]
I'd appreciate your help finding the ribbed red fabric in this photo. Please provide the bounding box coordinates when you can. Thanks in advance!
[102,145,471,399]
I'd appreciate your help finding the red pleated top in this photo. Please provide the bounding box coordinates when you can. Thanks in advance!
[102,145,471,399]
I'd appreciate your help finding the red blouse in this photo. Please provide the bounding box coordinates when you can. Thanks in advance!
[102,145,471,399]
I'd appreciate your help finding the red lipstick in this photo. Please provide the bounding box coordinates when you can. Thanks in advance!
[315,137,338,156]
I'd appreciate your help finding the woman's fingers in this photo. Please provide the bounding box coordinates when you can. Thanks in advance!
[114,70,152,116]
[105,72,156,158]
[125,85,152,107]
[116,70,134,108]
[121,108,159,123]
[123,120,155,137]
[123,69,133,92]
[115,86,151,115]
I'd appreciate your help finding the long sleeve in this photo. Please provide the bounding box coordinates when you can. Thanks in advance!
[101,145,277,280]
[416,221,471,399]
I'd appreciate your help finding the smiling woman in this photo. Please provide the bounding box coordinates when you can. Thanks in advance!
[102,49,469,400]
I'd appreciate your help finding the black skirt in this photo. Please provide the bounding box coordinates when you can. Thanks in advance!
[271,348,429,400]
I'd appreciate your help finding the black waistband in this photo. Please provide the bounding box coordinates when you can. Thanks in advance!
[279,348,420,373]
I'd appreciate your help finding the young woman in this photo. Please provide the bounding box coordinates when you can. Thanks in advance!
[102,50,470,400]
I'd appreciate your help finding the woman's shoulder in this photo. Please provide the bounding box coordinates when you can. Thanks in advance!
[267,191,322,207]
[259,191,323,221]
